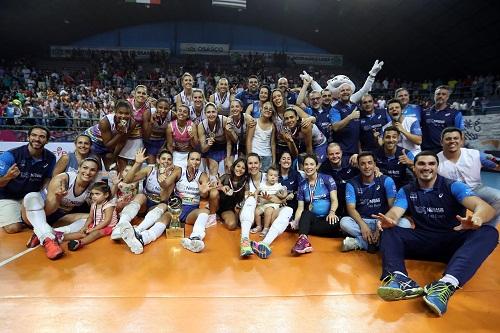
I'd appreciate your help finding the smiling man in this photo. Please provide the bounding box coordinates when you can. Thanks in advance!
[0,125,55,233]
[375,151,497,316]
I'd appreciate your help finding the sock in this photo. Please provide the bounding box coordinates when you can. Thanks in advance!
[394,271,407,277]
[141,222,166,245]
[262,206,292,245]
[54,218,86,234]
[119,201,141,225]
[23,192,53,243]
[190,213,208,240]
[136,206,165,232]
[440,274,459,288]
[239,196,256,239]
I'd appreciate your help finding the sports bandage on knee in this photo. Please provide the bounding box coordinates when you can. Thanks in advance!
[191,213,208,240]
[136,206,166,232]
[119,200,141,224]
[239,197,257,238]
[262,207,293,245]
[23,192,45,211]
[24,192,53,243]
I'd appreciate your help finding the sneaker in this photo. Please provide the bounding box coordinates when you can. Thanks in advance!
[181,237,205,253]
[121,222,144,255]
[110,223,123,240]
[377,273,424,301]
[240,237,253,257]
[68,240,82,251]
[260,227,270,237]
[250,240,272,259]
[26,233,40,248]
[423,281,456,316]
[291,234,313,255]
[43,238,64,260]
[341,237,362,252]
[206,214,217,228]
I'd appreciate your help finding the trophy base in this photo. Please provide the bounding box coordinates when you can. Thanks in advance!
[166,227,185,239]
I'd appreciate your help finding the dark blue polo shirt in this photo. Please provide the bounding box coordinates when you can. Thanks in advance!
[359,108,388,151]
[329,101,360,156]
[235,90,259,111]
[346,175,396,218]
[421,105,464,151]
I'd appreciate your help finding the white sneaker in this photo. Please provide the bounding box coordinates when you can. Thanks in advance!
[181,237,205,253]
[110,224,123,240]
[206,214,217,228]
[341,237,361,252]
[121,222,144,254]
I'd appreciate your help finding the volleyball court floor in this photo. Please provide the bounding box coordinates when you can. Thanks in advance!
[0,217,498,332]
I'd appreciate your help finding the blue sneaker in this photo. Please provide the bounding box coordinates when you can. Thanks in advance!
[250,240,272,259]
[423,281,456,316]
[378,273,424,301]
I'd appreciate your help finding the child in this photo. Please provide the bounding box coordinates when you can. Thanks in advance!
[65,182,118,251]
[250,166,288,237]
[110,164,139,213]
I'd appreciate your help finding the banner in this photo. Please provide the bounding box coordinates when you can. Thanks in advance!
[50,46,170,59]
[212,0,246,9]
[463,115,500,153]
[179,43,230,56]
[287,53,343,67]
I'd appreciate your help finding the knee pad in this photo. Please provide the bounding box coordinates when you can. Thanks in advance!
[23,192,45,211]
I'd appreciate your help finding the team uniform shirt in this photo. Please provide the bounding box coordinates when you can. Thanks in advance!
[175,168,202,207]
[382,117,422,155]
[214,92,231,116]
[248,173,267,194]
[0,145,55,200]
[189,106,206,126]
[375,147,415,189]
[235,90,259,110]
[305,107,333,143]
[201,115,226,156]
[346,175,397,218]
[171,119,194,152]
[437,148,497,189]
[286,91,298,105]
[228,115,248,156]
[148,108,172,141]
[127,98,150,139]
[143,167,163,204]
[297,173,337,217]
[59,171,94,212]
[421,105,464,151]
[177,90,194,109]
[250,100,261,119]
[359,109,388,151]
[329,101,360,155]
[394,175,474,232]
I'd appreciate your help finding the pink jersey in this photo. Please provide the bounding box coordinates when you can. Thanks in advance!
[127,97,150,138]
[171,119,193,151]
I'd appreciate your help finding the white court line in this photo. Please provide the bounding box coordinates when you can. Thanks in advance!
[0,246,39,268]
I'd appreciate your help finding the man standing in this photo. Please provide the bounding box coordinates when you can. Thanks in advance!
[375,151,497,316]
[0,125,56,233]
[437,127,500,227]
[298,78,333,143]
[359,94,388,152]
[235,75,260,110]
[421,86,464,152]
[330,83,360,158]
[383,99,422,156]
[394,88,422,122]
[278,77,297,105]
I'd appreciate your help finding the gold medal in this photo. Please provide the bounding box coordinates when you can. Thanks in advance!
[309,203,313,211]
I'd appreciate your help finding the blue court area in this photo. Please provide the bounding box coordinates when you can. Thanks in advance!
[482,171,500,190]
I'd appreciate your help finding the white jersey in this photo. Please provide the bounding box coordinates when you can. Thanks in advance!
[382,117,421,155]
[60,172,93,212]
[214,92,230,116]
[178,90,194,108]
[248,173,267,193]
[175,168,202,206]
[143,167,162,204]
[189,105,206,125]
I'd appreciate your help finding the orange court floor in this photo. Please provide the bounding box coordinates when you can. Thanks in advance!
[0,223,498,333]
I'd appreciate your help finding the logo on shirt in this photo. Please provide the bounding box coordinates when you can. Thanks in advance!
[409,192,418,201]
[289,181,295,184]
[439,193,444,198]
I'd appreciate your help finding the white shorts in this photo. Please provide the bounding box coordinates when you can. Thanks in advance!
[0,199,22,227]
[118,138,144,160]
[173,151,189,169]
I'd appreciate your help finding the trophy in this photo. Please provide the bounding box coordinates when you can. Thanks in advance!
[166,195,185,238]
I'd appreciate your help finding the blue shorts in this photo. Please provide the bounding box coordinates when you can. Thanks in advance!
[180,205,198,223]
[202,149,226,163]
[314,142,328,164]
[146,197,162,209]
[91,141,111,156]
[144,139,166,157]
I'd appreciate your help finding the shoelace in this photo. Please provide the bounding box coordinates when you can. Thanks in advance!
[427,283,454,303]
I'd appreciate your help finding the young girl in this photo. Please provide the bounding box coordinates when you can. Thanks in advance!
[65,182,118,251]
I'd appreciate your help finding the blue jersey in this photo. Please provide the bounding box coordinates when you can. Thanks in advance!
[395,175,474,232]
[297,173,337,217]
[329,101,360,155]
[250,100,261,118]
[235,90,259,111]
[286,91,298,105]
[421,106,464,151]
[346,175,397,218]
[279,169,304,211]
[375,146,414,189]
[305,107,333,143]
[359,108,388,151]
[0,145,56,200]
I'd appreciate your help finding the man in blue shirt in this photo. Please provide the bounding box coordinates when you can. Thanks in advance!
[278,77,297,105]
[0,125,56,233]
[421,85,464,152]
[235,75,260,110]
[340,152,411,252]
[375,151,497,316]
[394,88,422,122]
[359,94,388,151]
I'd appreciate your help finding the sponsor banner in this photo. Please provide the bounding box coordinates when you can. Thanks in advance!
[50,46,170,59]
[179,43,230,56]
[288,53,343,67]
[1,142,75,161]
[463,115,500,152]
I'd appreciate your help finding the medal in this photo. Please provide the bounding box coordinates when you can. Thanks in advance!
[308,175,319,211]
[309,203,313,211]
[226,189,234,196]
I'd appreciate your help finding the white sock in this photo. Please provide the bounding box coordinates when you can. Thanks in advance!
[239,196,256,239]
[190,213,208,240]
[24,192,53,243]
[119,201,141,225]
[262,206,292,245]
[141,222,166,245]
[440,274,459,288]
[394,271,407,277]
[54,218,86,234]
[136,206,165,232]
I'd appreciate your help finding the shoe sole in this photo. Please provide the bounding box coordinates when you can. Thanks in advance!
[121,226,144,254]
[181,239,205,253]
[256,243,272,259]
[378,287,424,301]
[26,234,40,248]
[423,296,444,316]
[240,249,253,257]
[47,250,64,260]
[291,247,313,255]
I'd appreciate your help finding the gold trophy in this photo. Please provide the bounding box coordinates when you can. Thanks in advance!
[166,195,185,238]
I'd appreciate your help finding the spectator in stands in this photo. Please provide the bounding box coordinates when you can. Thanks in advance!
[421,86,464,153]
[235,75,260,110]
[0,126,55,234]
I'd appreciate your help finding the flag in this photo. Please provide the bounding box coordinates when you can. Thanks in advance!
[212,0,246,10]
[125,0,161,5]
